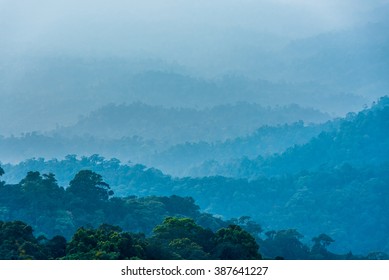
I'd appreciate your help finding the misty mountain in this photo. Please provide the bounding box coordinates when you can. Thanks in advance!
[196,96,389,178]
[4,15,389,135]
[150,120,338,176]
[0,134,157,165]
[2,2,389,137]
[0,54,365,136]
[2,98,389,255]
[278,20,389,97]
[0,102,331,168]
[54,102,330,143]
[0,120,333,175]
[2,0,389,261]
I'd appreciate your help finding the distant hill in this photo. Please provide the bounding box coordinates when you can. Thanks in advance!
[2,17,389,135]
[0,102,331,166]
[0,55,368,135]
[150,120,338,176]
[195,96,389,178]
[280,20,389,96]
[53,102,330,143]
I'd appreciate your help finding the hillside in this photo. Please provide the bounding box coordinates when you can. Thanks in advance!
[0,54,368,136]
[2,168,385,260]
[3,161,389,255]
[150,120,337,176]
[0,103,332,169]
[196,96,389,178]
[3,99,389,254]
[54,102,330,143]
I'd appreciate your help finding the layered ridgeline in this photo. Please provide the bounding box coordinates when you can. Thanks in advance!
[2,97,389,255]
[0,53,369,136]
[198,96,389,178]
[0,102,331,174]
[54,102,329,142]
[3,15,389,136]
[151,120,337,176]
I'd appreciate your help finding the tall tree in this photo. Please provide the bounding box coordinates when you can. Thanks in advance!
[67,170,113,201]
[213,225,261,260]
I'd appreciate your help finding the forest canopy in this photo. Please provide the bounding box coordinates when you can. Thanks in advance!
[0,166,388,260]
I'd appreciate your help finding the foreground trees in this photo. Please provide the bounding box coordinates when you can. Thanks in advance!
[65,224,147,260]
[0,167,387,260]
[0,221,64,260]
[0,219,262,260]
[2,218,387,260]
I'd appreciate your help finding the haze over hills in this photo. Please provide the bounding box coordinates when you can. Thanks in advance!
[0,57,366,136]
[1,1,389,136]
[1,0,389,260]
[2,98,389,255]
[0,102,331,171]
[148,120,338,176]
[54,102,330,142]
[192,97,389,178]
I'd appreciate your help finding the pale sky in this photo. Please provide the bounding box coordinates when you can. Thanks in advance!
[1,0,387,57]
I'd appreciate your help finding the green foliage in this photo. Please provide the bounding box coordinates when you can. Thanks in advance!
[310,233,336,259]
[149,217,262,260]
[0,219,263,260]
[150,217,214,259]
[227,216,263,237]
[2,155,389,254]
[0,218,386,260]
[0,221,46,260]
[65,224,147,260]
[67,170,113,201]
[213,225,261,260]
[0,168,229,243]
[43,235,67,259]
[260,229,310,260]
[167,238,210,260]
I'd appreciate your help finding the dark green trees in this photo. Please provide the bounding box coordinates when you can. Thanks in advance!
[43,235,67,259]
[260,229,310,259]
[0,171,66,237]
[150,217,261,260]
[20,172,64,204]
[213,225,261,260]
[67,170,113,201]
[150,217,214,259]
[0,221,45,259]
[310,233,336,259]
[65,224,146,260]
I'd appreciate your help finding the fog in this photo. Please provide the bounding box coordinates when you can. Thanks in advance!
[2,0,387,56]
[0,0,389,134]
[1,1,389,258]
